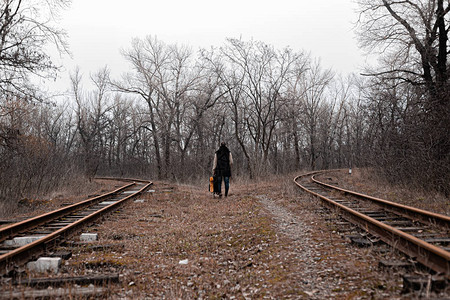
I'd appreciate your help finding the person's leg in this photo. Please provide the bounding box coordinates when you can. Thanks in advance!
[217,175,222,196]
[224,177,230,196]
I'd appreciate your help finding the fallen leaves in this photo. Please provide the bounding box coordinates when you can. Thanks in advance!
[17,175,432,298]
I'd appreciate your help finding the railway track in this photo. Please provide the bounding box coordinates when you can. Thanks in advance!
[0,178,152,276]
[294,170,450,279]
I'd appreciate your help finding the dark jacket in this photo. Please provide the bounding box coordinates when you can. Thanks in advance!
[214,145,232,177]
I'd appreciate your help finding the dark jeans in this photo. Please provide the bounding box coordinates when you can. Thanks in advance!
[217,176,230,196]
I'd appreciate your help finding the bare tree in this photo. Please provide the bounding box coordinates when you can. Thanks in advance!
[0,0,70,99]
[357,0,449,92]
[298,59,334,170]
[343,75,368,167]
[281,54,311,171]
[0,97,81,214]
[71,67,111,179]
[113,37,164,178]
[116,36,212,179]
[319,75,355,169]
[200,44,248,176]
[208,39,307,176]
[173,61,225,177]
[357,0,450,194]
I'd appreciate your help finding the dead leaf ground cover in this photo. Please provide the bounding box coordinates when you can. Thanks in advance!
[0,179,124,221]
[60,175,409,299]
[318,169,449,215]
[5,170,448,298]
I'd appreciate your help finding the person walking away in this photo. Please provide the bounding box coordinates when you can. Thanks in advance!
[212,142,233,197]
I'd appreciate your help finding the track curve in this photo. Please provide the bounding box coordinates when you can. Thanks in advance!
[294,170,450,278]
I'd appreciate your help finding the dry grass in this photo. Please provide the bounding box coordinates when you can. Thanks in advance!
[49,176,408,298]
[65,182,288,298]
[0,178,123,220]
[322,168,449,216]
[6,171,447,298]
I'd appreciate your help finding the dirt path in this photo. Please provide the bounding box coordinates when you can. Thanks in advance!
[9,174,439,299]
[256,190,403,299]
[258,194,333,298]
[257,194,324,297]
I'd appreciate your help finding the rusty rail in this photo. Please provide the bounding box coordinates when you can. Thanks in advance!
[0,180,152,275]
[312,175,450,230]
[0,183,134,244]
[294,170,450,278]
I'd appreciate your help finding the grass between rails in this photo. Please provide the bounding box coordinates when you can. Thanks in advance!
[71,181,290,298]
[62,176,405,299]
[6,171,433,298]
[4,171,428,299]
[0,179,123,220]
[321,169,449,216]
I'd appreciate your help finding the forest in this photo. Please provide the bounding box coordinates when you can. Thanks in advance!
[0,0,449,211]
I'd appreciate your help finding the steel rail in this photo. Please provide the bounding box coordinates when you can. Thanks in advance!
[0,183,134,243]
[0,181,152,275]
[294,171,450,278]
[311,174,450,230]
[94,177,151,183]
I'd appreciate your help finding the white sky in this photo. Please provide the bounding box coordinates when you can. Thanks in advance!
[47,0,367,94]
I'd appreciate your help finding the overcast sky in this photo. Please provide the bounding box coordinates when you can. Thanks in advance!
[48,0,367,94]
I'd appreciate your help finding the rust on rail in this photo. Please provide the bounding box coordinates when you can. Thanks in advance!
[294,170,450,278]
[312,174,450,230]
[0,180,152,275]
[0,183,134,244]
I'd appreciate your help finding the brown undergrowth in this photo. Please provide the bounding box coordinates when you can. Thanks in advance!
[7,171,447,298]
[61,175,407,299]
[0,179,126,220]
[68,182,289,298]
[320,168,449,216]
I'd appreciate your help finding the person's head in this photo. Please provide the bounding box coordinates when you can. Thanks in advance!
[221,142,226,147]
